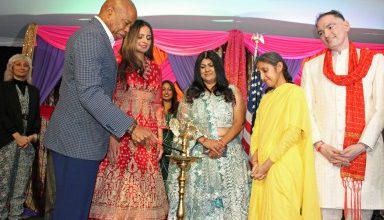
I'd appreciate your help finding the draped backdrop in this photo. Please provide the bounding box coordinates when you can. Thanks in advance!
[33,25,384,104]
[25,24,384,216]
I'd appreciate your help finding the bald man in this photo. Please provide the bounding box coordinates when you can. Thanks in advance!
[44,1,157,219]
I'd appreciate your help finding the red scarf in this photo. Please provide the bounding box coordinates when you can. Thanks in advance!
[323,42,375,220]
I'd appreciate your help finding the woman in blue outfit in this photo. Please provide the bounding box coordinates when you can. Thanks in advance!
[167,50,250,220]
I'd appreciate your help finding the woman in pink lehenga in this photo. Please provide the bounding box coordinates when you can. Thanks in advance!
[89,19,168,220]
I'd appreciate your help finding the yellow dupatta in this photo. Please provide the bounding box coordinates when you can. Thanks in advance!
[249,83,320,220]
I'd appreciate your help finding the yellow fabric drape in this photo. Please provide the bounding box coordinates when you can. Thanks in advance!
[249,83,321,220]
[173,81,183,101]
[153,46,167,65]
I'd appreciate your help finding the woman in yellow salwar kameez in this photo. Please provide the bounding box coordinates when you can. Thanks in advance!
[248,52,321,220]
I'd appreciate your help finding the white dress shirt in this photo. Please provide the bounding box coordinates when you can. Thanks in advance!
[95,16,115,46]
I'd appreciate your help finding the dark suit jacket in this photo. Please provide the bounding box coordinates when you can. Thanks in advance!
[44,18,134,160]
[0,81,41,147]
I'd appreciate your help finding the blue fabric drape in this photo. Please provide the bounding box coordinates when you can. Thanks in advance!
[285,58,303,80]
[167,54,197,91]
[32,36,64,104]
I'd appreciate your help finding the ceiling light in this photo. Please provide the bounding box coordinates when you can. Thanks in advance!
[211,19,234,23]
[362,32,384,36]
[77,18,91,21]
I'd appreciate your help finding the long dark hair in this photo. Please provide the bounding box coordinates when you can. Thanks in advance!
[162,80,179,114]
[185,50,234,104]
[257,51,292,81]
[118,19,154,84]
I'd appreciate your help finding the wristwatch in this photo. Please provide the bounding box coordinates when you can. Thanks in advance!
[127,121,137,135]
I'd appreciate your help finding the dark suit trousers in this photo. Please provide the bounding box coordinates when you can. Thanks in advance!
[51,150,99,220]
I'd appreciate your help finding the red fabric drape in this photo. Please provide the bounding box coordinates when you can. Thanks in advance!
[224,30,247,100]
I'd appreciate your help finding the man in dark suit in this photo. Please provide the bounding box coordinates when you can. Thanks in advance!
[44,0,157,219]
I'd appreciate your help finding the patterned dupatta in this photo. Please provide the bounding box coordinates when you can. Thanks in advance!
[15,85,29,134]
[322,41,375,220]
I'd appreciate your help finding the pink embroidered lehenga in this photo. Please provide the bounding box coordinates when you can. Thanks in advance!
[89,58,168,220]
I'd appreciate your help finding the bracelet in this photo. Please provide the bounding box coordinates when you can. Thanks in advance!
[127,121,137,135]
[35,134,40,142]
[315,141,324,152]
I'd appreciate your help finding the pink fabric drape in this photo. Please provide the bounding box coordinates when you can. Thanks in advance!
[153,29,229,56]
[37,25,384,58]
[243,33,325,59]
[244,33,384,59]
[224,30,247,99]
[37,26,80,50]
[36,26,229,56]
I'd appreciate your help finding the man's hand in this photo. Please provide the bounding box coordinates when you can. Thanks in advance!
[157,141,164,161]
[318,143,350,166]
[106,136,120,164]
[339,143,366,162]
[131,125,158,145]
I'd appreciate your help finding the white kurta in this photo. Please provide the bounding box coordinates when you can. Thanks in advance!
[301,48,384,209]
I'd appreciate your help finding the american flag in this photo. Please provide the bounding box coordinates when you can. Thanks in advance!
[241,69,263,154]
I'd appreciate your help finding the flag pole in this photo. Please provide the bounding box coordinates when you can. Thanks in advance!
[241,33,264,154]
[251,33,264,70]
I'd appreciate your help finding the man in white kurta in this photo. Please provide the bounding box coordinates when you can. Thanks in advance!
[301,10,384,220]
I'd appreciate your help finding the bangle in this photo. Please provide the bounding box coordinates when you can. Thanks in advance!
[35,134,39,142]
[127,121,137,135]
[315,141,324,152]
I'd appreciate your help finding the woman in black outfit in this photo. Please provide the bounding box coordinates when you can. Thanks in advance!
[0,54,41,219]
